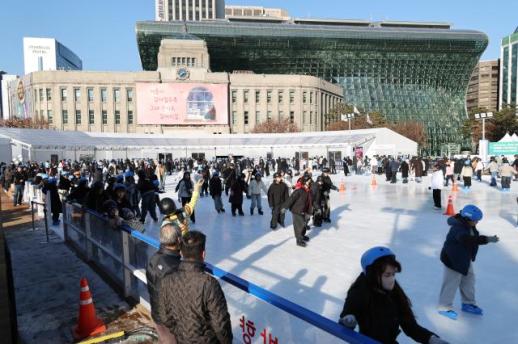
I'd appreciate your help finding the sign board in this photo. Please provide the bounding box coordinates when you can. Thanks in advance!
[136,83,229,125]
[488,142,518,155]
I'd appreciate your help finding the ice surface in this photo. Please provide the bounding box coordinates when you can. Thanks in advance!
[142,172,518,344]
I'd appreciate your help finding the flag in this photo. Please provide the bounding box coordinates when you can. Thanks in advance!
[353,106,360,115]
[340,114,347,122]
[366,113,373,125]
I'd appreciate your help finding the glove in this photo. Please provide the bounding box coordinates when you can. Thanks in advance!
[487,235,499,243]
[428,335,449,344]
[338,314,357,329]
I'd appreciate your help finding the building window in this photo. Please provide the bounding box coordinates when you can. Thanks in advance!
[87,88,94,102]
[47,110,53,124]
[244,90,249,103]
[310,111,313,124]
[279,111,283,120]
[115,110,120,124]
[303,91,307,103]
[74,88,81,102]
[255,90,260,103]
[244,111,249,125]
[256,111,261,124]
[172,57,176,66]
[289,90,295,104]
[127,88,133,102]
[61,88,67,101]
[232,111,237,125]
[102,110,107,124]
[267,111,272,120]
[46,88,52,101]
[192,57,196,67]
[39,89,43,101]
[62,110,68,124]
[40,110,44,120]
[310,92,313,104]
[267,90,272,103]
[279,91,283,103]
[101,88,107,102]
[128,110,134,124]
[303,111,307,124]
[232,90,237,103]
[75,110,81,124]
[114,88,120,103]
[290,111,294,123]
[89,110,94,124]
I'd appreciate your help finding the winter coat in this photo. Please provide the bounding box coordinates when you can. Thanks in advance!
[209,176,223,197]
[430,170,444,190]
[486,161,498,173]
[499,163,517,177]
[413,160,424,177]
[157,260,233,344]
[321,175,338,194]
[176,179,193,199]
[389,160,400,173]
[311,182,324,208]
[146,246,181,323]
[445,164,454,176]
[283,186,312,215]
[440,215,489,275]
[453,160,463,174]
[42,183,62,214]
[248,179,267,195]
[340,273,434,344]
[229,179,247,205]
[461,166,473,178]
[267,182,289,208]
[400,161,409,178]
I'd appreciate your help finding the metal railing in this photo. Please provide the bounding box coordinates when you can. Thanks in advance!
[62,202,378,344]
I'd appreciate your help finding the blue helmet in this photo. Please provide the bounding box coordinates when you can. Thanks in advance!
[361,246,396,273]
[460,204,483,221]
[47,177,57,185]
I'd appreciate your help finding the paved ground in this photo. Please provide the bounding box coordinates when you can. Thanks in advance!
[0,191,153,344]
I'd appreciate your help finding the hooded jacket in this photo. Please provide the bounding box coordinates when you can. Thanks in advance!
[440,215,489,275]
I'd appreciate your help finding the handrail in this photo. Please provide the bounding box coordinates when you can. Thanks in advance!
[71,203,379,344]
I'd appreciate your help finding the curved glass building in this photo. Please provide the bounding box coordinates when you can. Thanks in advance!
[136,20,488,152]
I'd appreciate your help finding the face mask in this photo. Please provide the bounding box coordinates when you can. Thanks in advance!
[381,274,396,291]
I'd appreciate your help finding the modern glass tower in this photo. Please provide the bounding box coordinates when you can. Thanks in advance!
[136,20,487,152]
[500,27,518,110]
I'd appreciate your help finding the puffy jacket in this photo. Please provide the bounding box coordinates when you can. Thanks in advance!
[440,215,489,275]
[321,175,338,193]
[158,260,233,344]
[486,161,498,173]
[283,186,312,215]
[248,179,267,195]
[267,182,289,208]
[461,166,473,178]
[339,273,434,344]
[430,170,444,190]
[499,163,516,177]
[209,176,223,196]
[146,247,181,323]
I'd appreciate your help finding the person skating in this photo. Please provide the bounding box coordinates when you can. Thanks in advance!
[175,171,196,223]
[498,158,517,191]
[209,171,225,213]
[321,168,338,223]
[229,173,248,216]
[430,164,444,210]
[311,176,325,227]
[437,205,499,320]
[267,172,289,230]
[460,160,473,190]
[283,174,313,247]
[160,179,203,236]
[248,173,268,215]
[339,247,449,344]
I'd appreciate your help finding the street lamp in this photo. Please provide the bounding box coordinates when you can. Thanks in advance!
[473,112,493,140]
[340,113,356,131]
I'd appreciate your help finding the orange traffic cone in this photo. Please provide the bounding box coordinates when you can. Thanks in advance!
[371,175,378,186]
[451,182,459,192]
[74,278,106,340]
[443,196,456,216]
[339,180,346,193]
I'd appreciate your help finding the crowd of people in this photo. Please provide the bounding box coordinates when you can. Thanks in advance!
[0,153,510,343]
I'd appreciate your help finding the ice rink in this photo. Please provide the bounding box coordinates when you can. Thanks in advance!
[144,172,518,344]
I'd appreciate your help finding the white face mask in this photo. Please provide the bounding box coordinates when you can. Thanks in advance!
[381,266,397,291]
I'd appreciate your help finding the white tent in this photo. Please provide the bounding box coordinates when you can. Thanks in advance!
[512,133,518,142]
[499,132,513,142]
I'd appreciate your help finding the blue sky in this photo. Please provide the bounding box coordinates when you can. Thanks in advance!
[1,0,517,75]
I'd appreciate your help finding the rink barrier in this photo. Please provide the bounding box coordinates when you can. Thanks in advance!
[62,202,378,344]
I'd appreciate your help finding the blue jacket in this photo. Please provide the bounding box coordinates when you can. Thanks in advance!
[440,215,489,275]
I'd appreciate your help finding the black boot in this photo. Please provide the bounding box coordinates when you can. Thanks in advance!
[258,209,263,215]
[303,235,310,242]
[296,240,307,247]
[250,208,254,215]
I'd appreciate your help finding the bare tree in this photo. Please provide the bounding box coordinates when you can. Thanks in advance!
[251,118,300,133]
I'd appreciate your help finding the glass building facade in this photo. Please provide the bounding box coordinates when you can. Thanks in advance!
[500,28,518,109]
[136,21,487,152]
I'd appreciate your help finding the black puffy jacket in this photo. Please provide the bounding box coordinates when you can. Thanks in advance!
[267,182,289,208]
[158,260,233,344]
[146,246,181,323]
[340,274,434,344]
